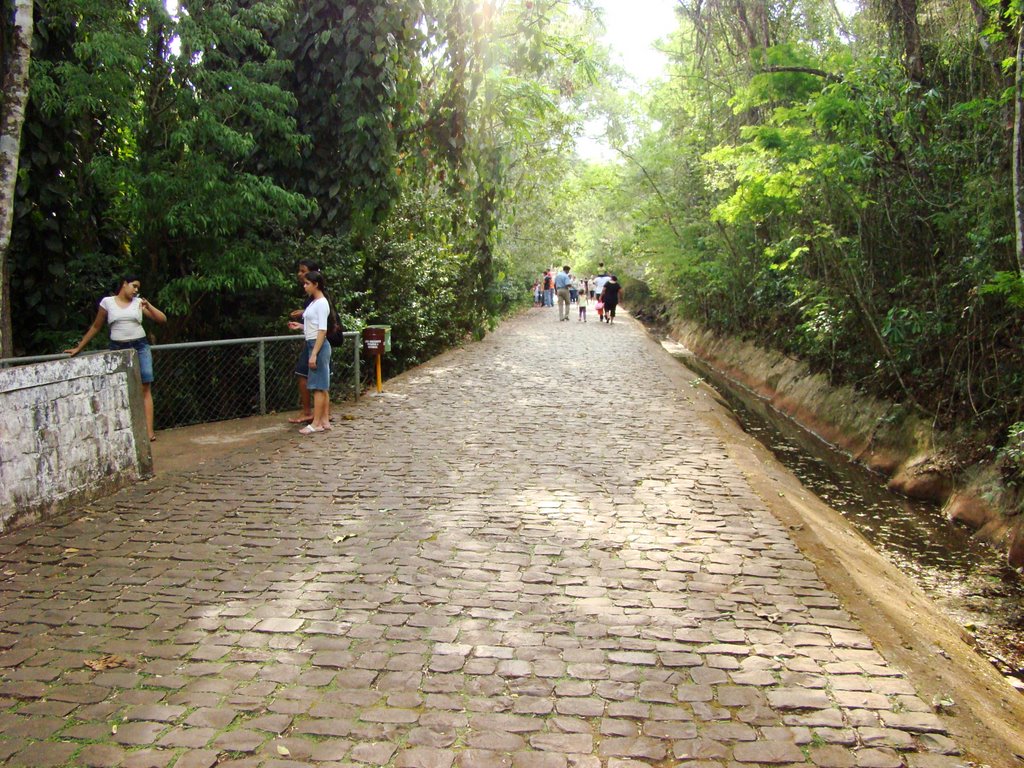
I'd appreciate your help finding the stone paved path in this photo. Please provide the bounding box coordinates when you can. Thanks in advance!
[0,309,967,767]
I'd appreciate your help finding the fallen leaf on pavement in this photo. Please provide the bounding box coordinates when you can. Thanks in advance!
[85,654,133,671]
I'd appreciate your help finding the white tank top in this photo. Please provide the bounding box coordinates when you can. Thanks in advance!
[100,296,146,342]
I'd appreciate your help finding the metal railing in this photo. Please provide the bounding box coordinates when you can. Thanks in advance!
[0,333,362,430]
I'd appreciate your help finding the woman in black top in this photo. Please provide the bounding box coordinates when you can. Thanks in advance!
[602,275,622,323]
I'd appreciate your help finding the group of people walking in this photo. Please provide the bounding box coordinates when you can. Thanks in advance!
[64,260,342,441]
[534,264,622,324]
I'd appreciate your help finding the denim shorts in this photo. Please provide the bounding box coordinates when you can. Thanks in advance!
[109,338,153,384]
[298,339,331,391]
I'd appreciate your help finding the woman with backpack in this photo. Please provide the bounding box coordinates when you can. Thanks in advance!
[287,270,335,434]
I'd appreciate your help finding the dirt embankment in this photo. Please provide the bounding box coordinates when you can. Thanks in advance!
[666,319,1024,569]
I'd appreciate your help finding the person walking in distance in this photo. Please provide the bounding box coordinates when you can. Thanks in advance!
[542,270,554,307]
[554,265,573,322]
[592,264,610,303]
[287,270,333,434]
[288,258,320,424]
[65,274,167,441]
[602,274,623,323]
[577,290,588,322]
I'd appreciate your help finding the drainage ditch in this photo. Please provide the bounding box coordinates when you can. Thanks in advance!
[662,338,1024,690]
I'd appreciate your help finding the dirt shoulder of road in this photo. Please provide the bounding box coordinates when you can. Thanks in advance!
[647,329,1024,768]
[150,411,297,474]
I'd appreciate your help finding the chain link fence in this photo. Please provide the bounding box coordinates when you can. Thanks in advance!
[0,333,362,430]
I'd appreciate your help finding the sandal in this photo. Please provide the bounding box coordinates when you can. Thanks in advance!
[298,424,324,435]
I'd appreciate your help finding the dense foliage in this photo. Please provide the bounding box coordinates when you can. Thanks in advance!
[556,0,1024,469]
[4,0,605,373]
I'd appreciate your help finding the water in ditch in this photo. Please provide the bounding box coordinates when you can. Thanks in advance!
[662,339,1024,689]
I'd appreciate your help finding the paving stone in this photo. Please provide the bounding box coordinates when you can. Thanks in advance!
[66,722,114,740]
[470,713,545,733]
[554,681,592,697]
[855,747,904,768]
[767,688,833,710]
[880,712,947,733]
[0,738,26,762]
[213,729,266,752]
[9,741,79,767]
[703,721,756,741]
[467,731,527,751]
[642,719,697,739]
[512,752,567,768]
[916,733,961,755]
[598,737,668,760]
[114,721,169,746]
[601,718,639,737]
[309,738,355,760]
[77,743,127,768]
[675,684,714,702]
[121,749,174,768]
[431,655,466,673]
[125,705,186,723]
[904,756,970,768]
[859,727,915,749]
[513,696,553,714]
[171,751,220,768]
[395,747,456,768]
[835,691,893,710]
[0,713,64,738]
[731,740,806,763]
[245,713,293,733]
[457,749,512,768]
[783,709,845,727]
[409,725,458,747]
[185,707,238,729]
[350,741,398,764]
[809,745,857,768]
[253,618,304,633]
[530,733,593,753]
[157,727,217,748]
[0,310,968,768]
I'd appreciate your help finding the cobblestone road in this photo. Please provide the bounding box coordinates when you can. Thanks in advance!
[0,309,967,767]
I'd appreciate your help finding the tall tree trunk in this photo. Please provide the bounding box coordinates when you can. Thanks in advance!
[894,0,923,82]
[0,0,34,358]
[1014,19,1024,275]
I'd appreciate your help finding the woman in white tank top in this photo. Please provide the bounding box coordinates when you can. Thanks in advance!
[65,275,167,441]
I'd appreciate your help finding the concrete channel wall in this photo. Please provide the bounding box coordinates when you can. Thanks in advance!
[0,351,153,533]
[667,316,1024,567]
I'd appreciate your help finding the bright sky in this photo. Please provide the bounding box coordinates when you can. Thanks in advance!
[576,0,678,161]
[597,0,678,89]
[576,0,859,160]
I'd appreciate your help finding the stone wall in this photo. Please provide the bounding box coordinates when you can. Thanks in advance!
[0,351,153,533]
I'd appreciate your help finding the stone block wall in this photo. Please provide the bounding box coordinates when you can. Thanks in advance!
[0,351,152,533]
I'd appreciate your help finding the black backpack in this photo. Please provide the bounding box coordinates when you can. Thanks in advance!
[326,310,345,345]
